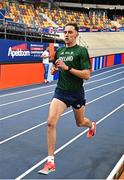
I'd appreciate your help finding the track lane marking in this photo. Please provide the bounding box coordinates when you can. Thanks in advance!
[106,154,124,180]
[15,103,124,180]
[0,91,54,107]
[86,71,124,84]
[0,83,124,121]
[0,86,123,144]
[86,78,124,92]
[0,102,50,121]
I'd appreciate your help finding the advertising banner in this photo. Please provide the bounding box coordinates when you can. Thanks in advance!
[0,39,50,64]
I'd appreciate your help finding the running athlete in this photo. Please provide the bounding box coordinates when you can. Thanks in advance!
[38,22,96,175]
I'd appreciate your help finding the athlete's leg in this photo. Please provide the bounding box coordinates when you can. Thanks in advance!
[73,105,92,128]
[73,106,96,138]
[47,98,67,156]
[38,98,67,174]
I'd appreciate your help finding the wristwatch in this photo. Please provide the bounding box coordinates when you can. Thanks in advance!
[67,66,72,72]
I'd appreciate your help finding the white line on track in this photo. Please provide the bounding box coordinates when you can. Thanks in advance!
[15,103,124,180]
[106,154,124,180]
[86,71,124,84]
[90,65,124,79]
[0,78,124,121]
[0,86,123,144]
[0,121,47,145]
[0,65,123,98]
[86,78,124,92]
[0,84,56,98]
[0,77,124,107]
[0,80,124,121]
[0,110,72,145]
[0,91,54,107]
[0,102,50,121]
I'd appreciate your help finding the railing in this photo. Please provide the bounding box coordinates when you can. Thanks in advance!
[0,19,61,43]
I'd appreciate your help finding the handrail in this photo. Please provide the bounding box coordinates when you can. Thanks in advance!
[0,18,61,42]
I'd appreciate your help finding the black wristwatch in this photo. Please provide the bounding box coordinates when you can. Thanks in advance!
[67,66,72,72]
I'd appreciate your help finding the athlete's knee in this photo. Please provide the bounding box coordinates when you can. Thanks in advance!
[47,116,57,129]
[47,121,56,129]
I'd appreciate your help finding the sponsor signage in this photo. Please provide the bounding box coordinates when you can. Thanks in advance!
[0,39,49,64]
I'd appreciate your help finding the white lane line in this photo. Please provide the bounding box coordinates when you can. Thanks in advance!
[86,78,124,92]
[0,84,124,122]
[0,84,56,98]
[0,91,54,107]
[86,71,124,84]
[15,103,124,180]
[0,110,72,145]
[0,66,123,98]
[0,86,123,144]
[90,65,124,79]
[1,77,124,108]
[0,121,47,145]
[0,77,123,122]
[106,154,124,180]
[86,86,124,105]
[0,102,50,121]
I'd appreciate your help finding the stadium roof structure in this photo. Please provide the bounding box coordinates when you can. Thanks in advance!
[54,0,124,9]
[54,0,124,5]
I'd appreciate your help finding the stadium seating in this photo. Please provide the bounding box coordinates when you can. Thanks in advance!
[0,0,124,34]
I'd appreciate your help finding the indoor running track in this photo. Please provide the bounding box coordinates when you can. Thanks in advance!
[0,64,124,179]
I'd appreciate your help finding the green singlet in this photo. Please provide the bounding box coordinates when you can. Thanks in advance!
[54,44,91,91]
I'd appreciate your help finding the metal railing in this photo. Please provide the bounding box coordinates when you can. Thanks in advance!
[0,19,62,43]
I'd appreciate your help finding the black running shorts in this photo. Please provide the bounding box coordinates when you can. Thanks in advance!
[53,87,86,109]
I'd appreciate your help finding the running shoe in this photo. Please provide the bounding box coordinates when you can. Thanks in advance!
[38,161,56,175]
[87,122,96,139]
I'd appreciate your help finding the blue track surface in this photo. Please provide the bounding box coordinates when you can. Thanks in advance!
[0,64,124,179]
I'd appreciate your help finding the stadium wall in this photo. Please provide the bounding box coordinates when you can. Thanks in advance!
[1,52,123,90]
[90,53,124,71]
[0,39,59,89]
[0,38,124,89]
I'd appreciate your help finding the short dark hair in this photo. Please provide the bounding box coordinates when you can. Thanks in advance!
[64,22,79,32]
